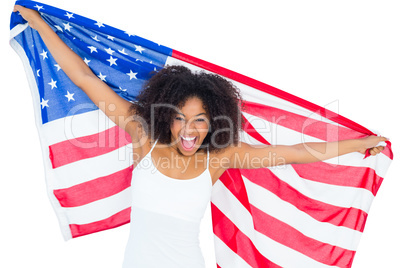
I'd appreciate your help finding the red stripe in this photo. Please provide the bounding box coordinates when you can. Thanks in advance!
[70,207,131,238]
[243,100,365,142]
[49,126,131,168]
[211,203,281,268]
[171,49,374,136]
[54,166,133,207]
[250,204,356,268]
[240,168,368,231]
[219,169,252,213]
[242,115,271,145]
[382,140,393,160]
[291,161,384,196]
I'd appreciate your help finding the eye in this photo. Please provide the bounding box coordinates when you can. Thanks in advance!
[196,118,205,122]
[175,117,184,121]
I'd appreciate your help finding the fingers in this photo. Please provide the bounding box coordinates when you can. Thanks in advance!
[379,136,389,142]
[12,5,42,29]
[13,5,23,13]
[370,146,384,155]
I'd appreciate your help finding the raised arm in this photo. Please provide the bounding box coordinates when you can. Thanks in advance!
[14,5,138,136]
[224,136,388,169]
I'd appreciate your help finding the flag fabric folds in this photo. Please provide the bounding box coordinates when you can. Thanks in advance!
[10,1,393,267]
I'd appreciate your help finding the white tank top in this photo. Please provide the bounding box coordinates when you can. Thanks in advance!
[122,140,213,268]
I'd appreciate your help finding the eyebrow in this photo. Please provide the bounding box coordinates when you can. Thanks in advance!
[177,112,207,117]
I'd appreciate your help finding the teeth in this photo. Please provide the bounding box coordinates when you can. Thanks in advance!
[180,136,196,141]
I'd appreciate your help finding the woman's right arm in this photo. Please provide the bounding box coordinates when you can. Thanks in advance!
[14,5,139,137]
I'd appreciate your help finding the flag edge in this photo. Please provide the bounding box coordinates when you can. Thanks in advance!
[10,28,73,241]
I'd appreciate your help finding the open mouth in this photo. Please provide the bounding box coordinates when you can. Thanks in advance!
[180,135,197,151]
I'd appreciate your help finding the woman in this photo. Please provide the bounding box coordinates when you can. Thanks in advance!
[13,5,387,268]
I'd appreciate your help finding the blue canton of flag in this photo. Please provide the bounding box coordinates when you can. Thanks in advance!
[12,1,171,124]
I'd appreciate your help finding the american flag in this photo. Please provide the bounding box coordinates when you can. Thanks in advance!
[10,1,393,267]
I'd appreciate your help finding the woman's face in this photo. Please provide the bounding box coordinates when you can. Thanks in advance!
[170,97,210,156]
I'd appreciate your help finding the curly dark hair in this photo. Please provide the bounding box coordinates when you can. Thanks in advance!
[130,65,244,153]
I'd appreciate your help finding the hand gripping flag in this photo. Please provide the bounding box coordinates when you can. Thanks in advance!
[10,1,393,267]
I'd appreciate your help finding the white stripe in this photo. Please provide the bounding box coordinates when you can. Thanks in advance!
[10,23,29,40]
[236,81,342,127]
[214,235,253,268]
[242,111,334,145]
[65,187,131,224]
[242,112,392,178]
[242,176,362,250]
[268,165,374,212]
[239,129,262,145]
[324,150,392,181]
[52,145,133,189]
[212,180,336,268]
[43,109,114,145]
[242,111,308,145]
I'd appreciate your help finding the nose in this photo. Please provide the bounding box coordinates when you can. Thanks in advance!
[183,120,196,134]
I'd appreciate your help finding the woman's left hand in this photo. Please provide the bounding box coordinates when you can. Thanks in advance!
[357,136,388,155]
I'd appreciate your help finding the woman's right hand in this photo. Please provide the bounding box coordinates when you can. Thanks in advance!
[13,5,43,30]
[13,3,137,139]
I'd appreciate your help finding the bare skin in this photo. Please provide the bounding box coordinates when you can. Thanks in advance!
[14,5,388,186]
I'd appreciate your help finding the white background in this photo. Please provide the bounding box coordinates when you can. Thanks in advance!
[1,0,401,267]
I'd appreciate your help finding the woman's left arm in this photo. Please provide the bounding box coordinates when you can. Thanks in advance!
[226,136,388,169]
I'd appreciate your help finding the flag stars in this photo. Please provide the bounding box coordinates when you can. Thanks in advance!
[36,69,41,77]
[95,21,105,28]
[126,70,138,80]
[34,4,44,11]
[92,35,100,42]
[40,50,48,60]
[84,58,91,65]
[40,98,49,109]
[118,48,128,55]
[107,56,118,66]
[125,31,135,37]
[105,47,115,55]
[88,46,97,53]
[98,73,107,82]
[63,22,72,31]
[134,45,145,54]
[54,25,63,32]
[65,12,74,19]
[65,91,75,102]
[107,35,115,41]
[54,64,61,71]
[48,78,58,89]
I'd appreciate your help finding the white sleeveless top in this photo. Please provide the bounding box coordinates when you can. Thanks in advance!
[122,140,213,268]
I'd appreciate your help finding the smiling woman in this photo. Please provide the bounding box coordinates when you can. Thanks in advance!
[9,2,394,268]
[130,65,244,154]
[170,97,210,154]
